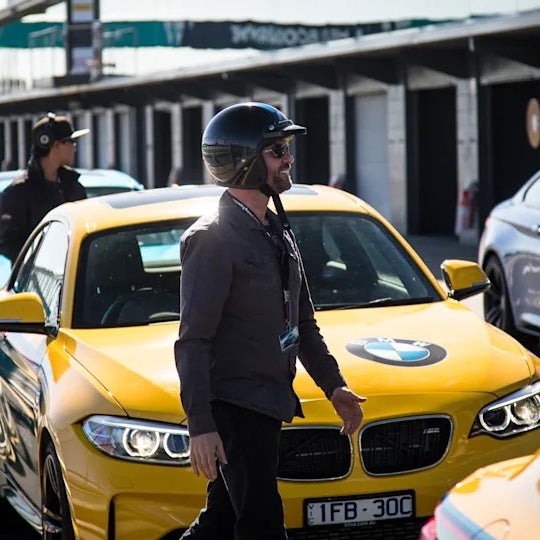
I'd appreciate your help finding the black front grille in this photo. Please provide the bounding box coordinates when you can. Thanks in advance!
[287,518,428,540]
[360,416,452,475]
[277,427,352,480]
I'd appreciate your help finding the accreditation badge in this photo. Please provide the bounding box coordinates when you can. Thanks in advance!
[279,325,299,352]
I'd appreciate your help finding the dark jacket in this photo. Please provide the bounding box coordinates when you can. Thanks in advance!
[0,157,86,262]
[175,191,346,436]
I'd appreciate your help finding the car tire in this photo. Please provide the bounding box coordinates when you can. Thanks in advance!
[483,256,537,350]
[42,442,75,540]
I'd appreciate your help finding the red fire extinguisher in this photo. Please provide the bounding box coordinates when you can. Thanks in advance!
[455,182,477,235]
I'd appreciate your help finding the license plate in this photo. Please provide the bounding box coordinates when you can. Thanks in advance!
[304,490,415,527]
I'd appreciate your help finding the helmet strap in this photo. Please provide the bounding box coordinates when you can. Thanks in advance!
[258,183,275,197]
[258,184,291,230]
[271,193,292,232]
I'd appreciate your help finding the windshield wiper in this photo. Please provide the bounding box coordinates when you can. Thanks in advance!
[316,296,435,311]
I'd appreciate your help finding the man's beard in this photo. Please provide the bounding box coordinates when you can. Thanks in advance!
[270,169,292,194]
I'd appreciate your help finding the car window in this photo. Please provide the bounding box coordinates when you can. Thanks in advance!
[289,213,439,309]
[524,176,540,208]
[73,220,192,328]
[13,221,69,322]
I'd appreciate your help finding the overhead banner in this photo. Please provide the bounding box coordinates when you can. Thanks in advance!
[0,19,457,50]
[162,21,389,49]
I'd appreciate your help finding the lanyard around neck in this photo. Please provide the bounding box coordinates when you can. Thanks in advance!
[229,193,293,326]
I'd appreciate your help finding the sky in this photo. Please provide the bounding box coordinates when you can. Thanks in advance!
[4,0,540,24]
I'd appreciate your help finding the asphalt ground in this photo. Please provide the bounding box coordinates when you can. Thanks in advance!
[406,234,483,319]
[404,234,479,279]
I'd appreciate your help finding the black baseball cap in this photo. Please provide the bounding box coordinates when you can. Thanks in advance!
[32,113,90,145]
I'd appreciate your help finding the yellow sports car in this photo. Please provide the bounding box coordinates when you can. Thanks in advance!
[0,184,538,540]
[420,447,540,540]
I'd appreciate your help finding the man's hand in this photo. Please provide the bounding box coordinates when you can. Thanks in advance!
[330,386,367,435]
[189,431,228,481]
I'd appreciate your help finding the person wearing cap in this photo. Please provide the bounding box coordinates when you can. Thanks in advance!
[0,113,89,263]
[175,102,365,540]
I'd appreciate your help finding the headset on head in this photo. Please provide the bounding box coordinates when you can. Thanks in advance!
[33,112,58,151]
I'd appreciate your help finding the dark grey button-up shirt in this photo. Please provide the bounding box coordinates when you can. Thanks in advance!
[175,191,346,436]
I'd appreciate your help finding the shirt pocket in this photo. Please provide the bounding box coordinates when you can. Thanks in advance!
[244,254,281,290]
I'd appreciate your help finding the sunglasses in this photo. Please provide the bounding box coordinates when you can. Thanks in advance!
[263,142,290,159]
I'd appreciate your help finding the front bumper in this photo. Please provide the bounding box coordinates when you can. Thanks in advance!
[61,407,539,539]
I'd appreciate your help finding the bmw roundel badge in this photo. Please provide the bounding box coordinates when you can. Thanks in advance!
[346,337,447,367]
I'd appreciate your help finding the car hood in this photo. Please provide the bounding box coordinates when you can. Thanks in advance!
[307,301,534,398]
[439,449,540,537]
[66,300,534,422]
[490,198,512,214]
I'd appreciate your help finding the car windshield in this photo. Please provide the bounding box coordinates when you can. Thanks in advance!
[74,221,188,328]
[73,212,439,328]
[289,212,438,310]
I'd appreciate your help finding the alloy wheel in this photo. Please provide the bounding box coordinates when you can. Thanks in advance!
[42,443,75,539]
[483,257,508,330]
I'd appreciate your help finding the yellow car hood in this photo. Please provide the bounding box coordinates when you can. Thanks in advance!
[439,448,540,538]
[65,300,532,422]
[306,301,533,398]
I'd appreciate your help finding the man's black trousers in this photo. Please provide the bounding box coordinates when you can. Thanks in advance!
[180,401,288,540]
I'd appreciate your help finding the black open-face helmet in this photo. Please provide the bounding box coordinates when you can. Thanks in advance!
[201,102,306,189]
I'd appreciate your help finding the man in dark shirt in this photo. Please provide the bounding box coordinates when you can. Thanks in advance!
[175,102,366,540]
[0,113,89,263]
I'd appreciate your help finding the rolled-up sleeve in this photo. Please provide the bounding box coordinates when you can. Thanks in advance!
[174,224,233,436]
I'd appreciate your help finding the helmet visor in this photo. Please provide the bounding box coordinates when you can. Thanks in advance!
[263,118,306,139]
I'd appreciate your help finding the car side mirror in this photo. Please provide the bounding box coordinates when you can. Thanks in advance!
[440,259,490,301]
[0,292,47,334]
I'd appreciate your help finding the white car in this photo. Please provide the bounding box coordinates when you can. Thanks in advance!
[0,168,144,198]
[76,168,145,197]
[478,169,540,351]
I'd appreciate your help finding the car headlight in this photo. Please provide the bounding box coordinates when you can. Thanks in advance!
[470,381,540,438]
[82,415,190,465]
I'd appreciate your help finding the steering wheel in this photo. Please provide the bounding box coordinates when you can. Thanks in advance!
[101,288,179,325]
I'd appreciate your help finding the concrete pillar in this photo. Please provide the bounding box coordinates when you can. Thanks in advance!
[201,101,214,184]
[145,105,155,188]
[93,110,111,168]
[16,117,27,168]
[387,85,407,234]
[114,107,136,177]
[105,109,115,168]
[86,110,94,169]
[280,95,290,117]
[171,102,183,172]
[127,108,138,178]
[2,120,13,169]
[328,90,346,180]
[456,78,479,243]
[76,110,93,169]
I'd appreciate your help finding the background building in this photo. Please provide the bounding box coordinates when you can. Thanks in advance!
[1,1,539,241]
